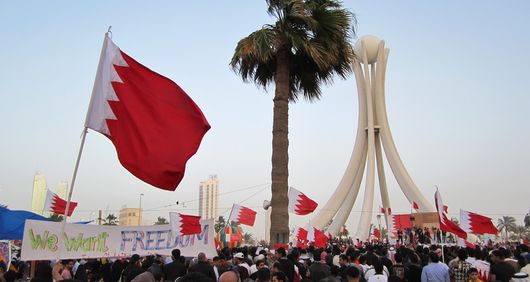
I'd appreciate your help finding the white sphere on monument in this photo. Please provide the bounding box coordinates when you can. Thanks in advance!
[353,35,381,64]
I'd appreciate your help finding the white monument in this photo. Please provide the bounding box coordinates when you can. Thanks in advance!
[312,35,435,240]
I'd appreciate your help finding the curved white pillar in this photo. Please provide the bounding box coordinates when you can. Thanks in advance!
[373,46,435,212]
[312,57,369,229]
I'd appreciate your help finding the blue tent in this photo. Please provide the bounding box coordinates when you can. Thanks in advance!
[0,207,50,240]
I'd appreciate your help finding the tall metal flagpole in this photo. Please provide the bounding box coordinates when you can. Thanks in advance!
[57,27,112,258]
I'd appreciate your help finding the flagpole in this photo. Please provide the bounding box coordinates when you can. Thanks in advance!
[58,127,88,258]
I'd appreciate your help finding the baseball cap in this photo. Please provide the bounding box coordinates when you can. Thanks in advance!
[234,252,244,259]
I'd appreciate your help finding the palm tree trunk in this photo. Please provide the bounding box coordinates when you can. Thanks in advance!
[270,47,290,245]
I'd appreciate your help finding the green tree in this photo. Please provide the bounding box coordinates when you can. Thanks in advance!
[103,213,118,225]
[231,0,355,244]
[497,216,516,241]
[243,233,256,245]
[510,225,529,240]
[215,216,227,234]
[154,216,168,225]
[48,213,64,222]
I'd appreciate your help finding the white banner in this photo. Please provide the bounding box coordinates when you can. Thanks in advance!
[21,219,216,261]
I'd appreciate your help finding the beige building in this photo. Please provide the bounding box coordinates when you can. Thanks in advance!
[55,181,68,200]
[31,173,48,216]
[199,175,219,220]
[119,206,142,226]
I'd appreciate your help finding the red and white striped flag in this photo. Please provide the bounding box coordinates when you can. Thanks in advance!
[288,187,318,215]
[460,209,498,235]
[43,190,78,217]
[228,204,257,226]
[169,212,201,235]
[85,34,210,191]
[435,190,467,239]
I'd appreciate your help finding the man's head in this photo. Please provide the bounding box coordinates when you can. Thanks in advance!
[219,270,240,282]
[255,260,267,270]
[468,268,479,281]
[339,254,349,266]
[346,266,360,282]
[198,252,207,262]
[256,267,271,282]
[429,252,440,263]
[457,249,468,261]
[276,247,286,258]
[233,252,244,264]
[62,260,74,270]
[172,249,181,261]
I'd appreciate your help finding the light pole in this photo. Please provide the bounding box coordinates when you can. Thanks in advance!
[138,193,144,226]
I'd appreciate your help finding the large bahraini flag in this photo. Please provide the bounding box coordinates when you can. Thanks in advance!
[460,209,498,235]
[85,35,210,190]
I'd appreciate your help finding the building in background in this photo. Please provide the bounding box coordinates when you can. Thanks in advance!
[119,206,142,226]
[31,173,48,216]
[199,175,219,220]
[55,181,68,200]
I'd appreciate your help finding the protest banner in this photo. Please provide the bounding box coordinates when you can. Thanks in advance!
[21,219,215,260]
[0,240,10,269]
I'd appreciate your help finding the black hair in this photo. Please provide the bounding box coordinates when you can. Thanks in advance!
[429,252,439,263]
[468,268,478,274]
[272,271,287,281]
[257,268,271,281]
[457,249,468,261]
[346,266,360,278]
[176,272,214,282]
[172,249,181,259]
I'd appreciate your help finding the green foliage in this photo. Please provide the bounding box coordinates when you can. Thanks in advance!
[154,216,168,225]
[48,213,64,222]
[497,216,517,240]
[230,0,356,102]
[103,213,118,225]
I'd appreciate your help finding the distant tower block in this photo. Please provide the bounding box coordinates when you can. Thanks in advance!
[199,175,219,220]
[312,35,435,240]
[31,173,48,216]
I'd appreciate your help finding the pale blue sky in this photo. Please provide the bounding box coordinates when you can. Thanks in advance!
[1,1,529,239]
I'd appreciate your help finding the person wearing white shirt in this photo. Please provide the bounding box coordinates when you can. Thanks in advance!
[367,262,388,282]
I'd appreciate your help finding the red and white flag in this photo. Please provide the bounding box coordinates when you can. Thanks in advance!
[288,187,318,215]
[387,207,392,215]
[169,212,201,236]
[379,206,385,214]
[412,201,419,210]
[293,226,308,242]
[443,205,449,213]
[228,204,256,226]
[460,209,498,235]
[374,228,381,239]
[43,190,78,217]
[85,34,210,191]
[435,189,467,239]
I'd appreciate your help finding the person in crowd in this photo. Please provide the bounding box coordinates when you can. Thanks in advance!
[233,252,251,277]
[346,266,361,282]
[276,248,295,282]
[0,262,7,282]
[60,260,75,280]
[368,261,388,282]
[122,254,144,282]
[189,252,216,281]
[489,249,515,282]
[468,268,483,282]
[176,272,214,282]
[218,270,240,282]
[131,263,163,282]
[393,253,405,280]
[271,271,287,282]
[255,267,271,282]
[421,252,449,282]
[308,249,331,281]
[164,249,187,282]
[449,249,472,282]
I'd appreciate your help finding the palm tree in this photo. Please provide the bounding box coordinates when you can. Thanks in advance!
[511,225,529,240]
[231,0,355,244]
[49,213,64,222]
[103,213,118,225]
[154,216,168,225]
[243,233,256,245]
[497,216,516,241]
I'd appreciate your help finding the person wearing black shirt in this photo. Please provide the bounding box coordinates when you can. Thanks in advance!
[164,249,187,282]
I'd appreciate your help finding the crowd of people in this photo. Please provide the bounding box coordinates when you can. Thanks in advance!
[1,238,529,282]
